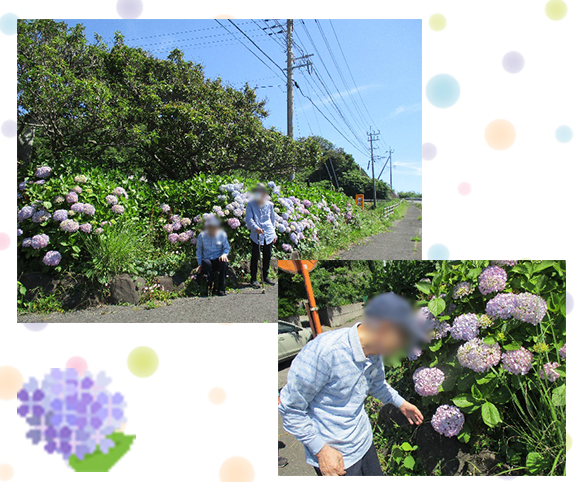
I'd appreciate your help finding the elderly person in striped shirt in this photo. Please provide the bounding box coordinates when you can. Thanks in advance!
[245,183,277,288]
[279,293,425,476]
[195,216,231,297]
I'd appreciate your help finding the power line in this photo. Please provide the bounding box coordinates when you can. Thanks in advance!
[127,21,252,41]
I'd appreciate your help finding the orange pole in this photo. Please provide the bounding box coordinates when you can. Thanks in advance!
[296,260,323,337]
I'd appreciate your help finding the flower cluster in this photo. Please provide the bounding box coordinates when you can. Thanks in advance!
[457,338,501,373]
[539,361,561,382]
[501,347,533,375]
[450,313,479,341]
[477,314,493,328]
[486,292,547,324]
[431,405,465,437]
[492,260,517,266]
[559,343,566,360]
[452,281,474,299]
[413,367,445,396]
[60,219,80,233]
[31,234,50,250]
[42,250,62,267]
[35,166,52,179]
[17,368,127,462]
[418,307,450,339]
[408,346,422,361]
[478,265,507,295]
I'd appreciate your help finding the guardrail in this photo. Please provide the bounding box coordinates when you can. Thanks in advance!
[383,201,402,218]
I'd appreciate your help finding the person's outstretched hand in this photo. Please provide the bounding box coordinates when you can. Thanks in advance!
[399,401,424,425]
[316,444,346,476]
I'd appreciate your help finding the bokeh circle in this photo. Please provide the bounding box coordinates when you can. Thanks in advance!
[555,125,572,143]
[545,0,568,20]
[220,456,255,482]
[428,244,449,260]
[66,356,88,377]
[23,323,48,332]
[458,182,472,196]
[422,143,437,160]
[429,14,447,32]
[116,0,144,19]
[0,366,24,401]
[502,52,524,73]
[0,13,18,35]
[127,346,159,377]
[426,74,460,108]
[0,464,14,481]
[209,387,227,405]
[0,233,9,250]
[1,120,17,138]
[485,120,516,150]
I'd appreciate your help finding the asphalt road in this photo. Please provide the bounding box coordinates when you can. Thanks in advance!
[278,319,359,476]
[337,204,422,260]
[18,284,278,323]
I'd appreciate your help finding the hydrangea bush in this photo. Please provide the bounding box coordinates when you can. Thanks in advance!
[407,260,566,474]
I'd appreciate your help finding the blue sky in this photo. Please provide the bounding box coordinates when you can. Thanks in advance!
[65,19,421,193]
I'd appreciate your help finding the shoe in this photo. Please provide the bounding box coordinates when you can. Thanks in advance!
[278,456,288,468]
[250,280,261,289]
[264,277,275,286]
[217,291,226,297]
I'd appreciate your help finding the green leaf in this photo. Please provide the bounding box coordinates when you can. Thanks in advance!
[475,372,496,385]
[452,393,475,408]
[471,384,483,401]
[403,455,415,470]
[457,425,471,443]
[458,372,474,391]
[68,432,136,472]
[415,281,431,294]
[72,245,81,253]
[481,401,501,428]
[428,298,446,317]
[400,442,413,451]
[525,452,548,475]
[503,341,522,351]
[429,338,442,352]
[533,260,555,273]
[483,335,496,345]
[43,201,53,209]
[551,384,566,407]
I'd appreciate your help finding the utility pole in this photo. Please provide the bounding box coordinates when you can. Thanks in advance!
[389,146,393,192]
[286,19,294,140]
[367,128,380,208]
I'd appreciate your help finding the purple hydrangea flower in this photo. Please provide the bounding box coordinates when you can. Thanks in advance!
[167,233,178,244]
[31,234,50,250]
[18,205,36,222]
[492,260,517,266]
[431,405,465,437]
[177,232,190,242]
[559,343,566,360]
[452,281,474,299]
[66,192,78,203]
[457,338,501,373]
[478,265,507,295]
[72,186,82,194]
[32,209,51,224]
[19,181,27,191]
[514,293,547,325]
[181,217,191,227]
[413,367,445,396]
[419,307,450,339]
[42,250,62,266]
[95,227,104,235]
[53,209,68,222]
[60,219,79,233]
[80,223,92,233]
[282,243,293,253]
[70,202,85,213]
[232,208,243,218]
[228,218,241,229]
[486,293,517,320]
[302,200,312,208]
[105,195,118,206]
[22,238,32,247]
[35,180,46,185]
[172,221,182,231]
[408,347,422,361]
[540,362,561,382]
[501,347,533,375]
[451,313,479,341]
[112,187,127,198]
[111,205,125,215]
[160,203,171,214]
[164,224,174,233]
[17,228,23,237]
[83,204,96,216]
[35,166,52,178]
[54,195,65,204]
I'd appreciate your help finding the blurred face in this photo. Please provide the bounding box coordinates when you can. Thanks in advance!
[363,318,408,356]
[253,190,266,204]
[206,225,218,237]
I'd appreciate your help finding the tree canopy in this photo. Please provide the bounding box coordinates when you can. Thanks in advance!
[18,20,320,180]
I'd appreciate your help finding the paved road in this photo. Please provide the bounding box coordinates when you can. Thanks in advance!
[337,204,422,260]
[278,319,359,476]
[18,284,278,324]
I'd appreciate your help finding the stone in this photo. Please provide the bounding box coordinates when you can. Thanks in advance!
[19,272,55,296]
[270,257,278,271]
[109,274,145,305]
[156,276,175,292]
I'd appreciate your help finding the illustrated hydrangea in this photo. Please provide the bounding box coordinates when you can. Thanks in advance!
[60,219,80,233]
[492,260,517,266]
[539,362,561,382]
[66,192,79,203]
[105,195,118,206]
[413,367,445,396]
[43,251,62,267]
[31,234,50,250]
[53,209,69,222]
[431,405,465,437]
[452,281,474,299]
[501,347,533,375]
[559,343,566,360]
[457,338,501,373]
[17,369,130,469]
[478,265,507,295]
[35,166,52,178]
[450,313,479,341]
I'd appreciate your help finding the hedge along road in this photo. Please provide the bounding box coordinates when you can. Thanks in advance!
[336,203,422,260]
[18,284,278,323]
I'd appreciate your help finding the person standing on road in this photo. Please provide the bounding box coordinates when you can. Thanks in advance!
[195,216,230,296]
[245,183,277,288]
[279,293,425,476]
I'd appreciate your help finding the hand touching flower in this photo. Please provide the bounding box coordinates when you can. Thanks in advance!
[399,401,424,425]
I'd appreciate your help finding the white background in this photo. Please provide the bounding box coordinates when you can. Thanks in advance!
[0,0,573,481]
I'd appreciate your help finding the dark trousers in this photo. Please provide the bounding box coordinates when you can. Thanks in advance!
[250,240,272,281]
[201,258,228,292]
[313,444,384,477]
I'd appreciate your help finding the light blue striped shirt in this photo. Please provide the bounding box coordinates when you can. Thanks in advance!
[245,199,276,245]
[279,323,405,469]
[196,230,230,264]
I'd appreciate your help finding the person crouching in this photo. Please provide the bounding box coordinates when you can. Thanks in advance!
[195,216,230,296]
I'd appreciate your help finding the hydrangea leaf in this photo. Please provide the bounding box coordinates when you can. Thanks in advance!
[452,393,475,408]
[551,385,566,407]
[68,432,136,472]
[403,455,415,470]
[481,401,501,428]
[428,298,446,318]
